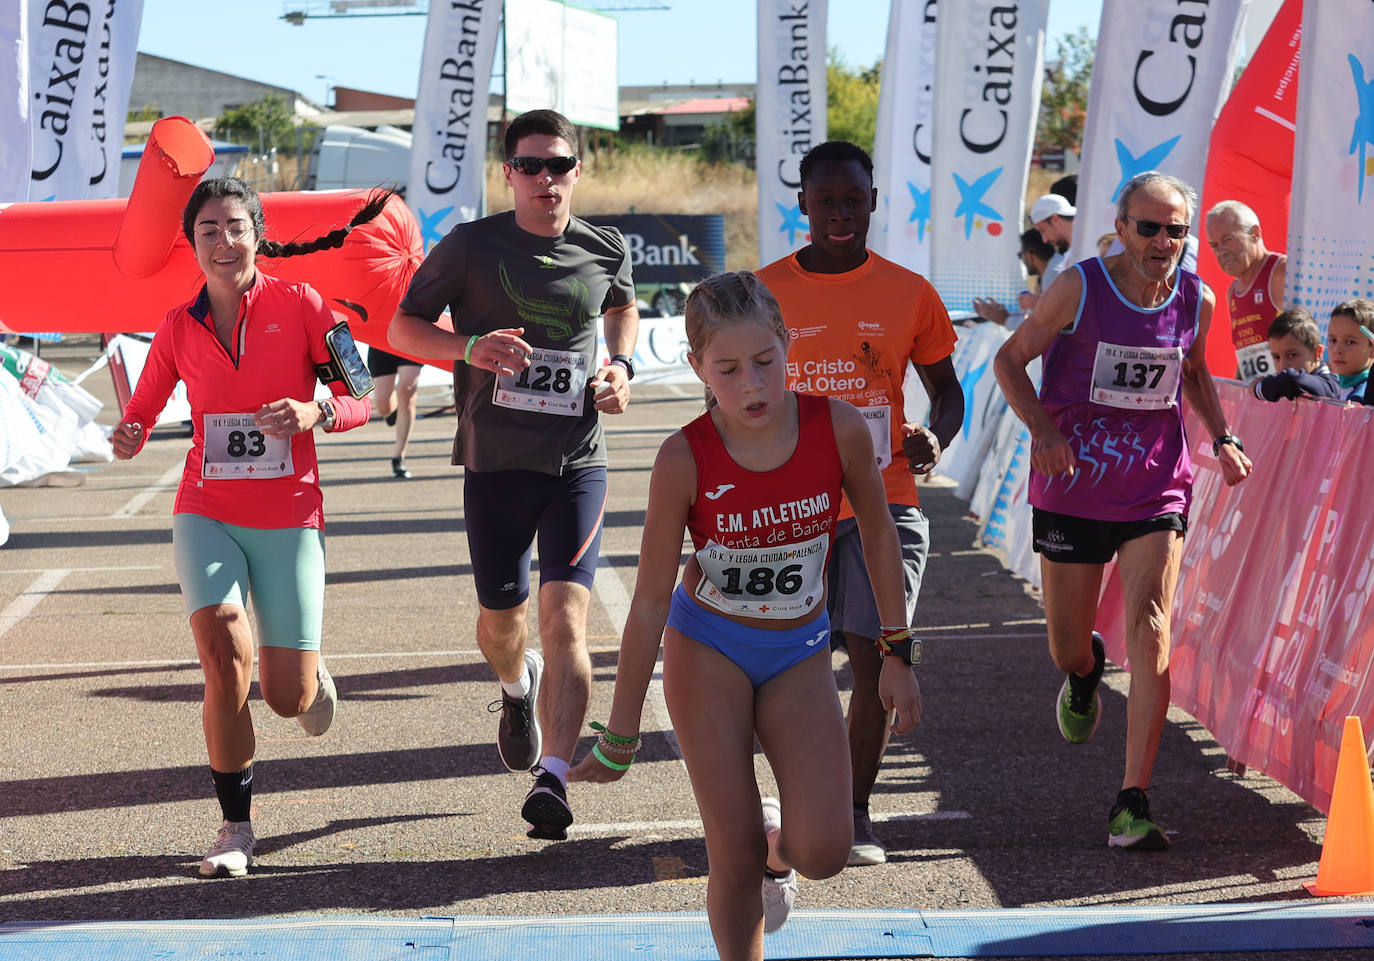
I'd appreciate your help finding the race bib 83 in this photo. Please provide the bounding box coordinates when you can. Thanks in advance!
[202,413,293,479]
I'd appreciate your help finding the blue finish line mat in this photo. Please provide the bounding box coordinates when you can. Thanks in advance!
[3,902,1374,959]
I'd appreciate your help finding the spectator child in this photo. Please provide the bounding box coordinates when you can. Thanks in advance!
[1251,309,1339,401]
[1326,299,1374,402]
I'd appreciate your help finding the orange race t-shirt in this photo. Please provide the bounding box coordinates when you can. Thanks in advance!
[757,250,957,519]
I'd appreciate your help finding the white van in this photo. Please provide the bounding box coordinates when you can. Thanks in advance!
[304,124,412,190]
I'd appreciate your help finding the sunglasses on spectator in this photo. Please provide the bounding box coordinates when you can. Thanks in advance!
[506,155,578,176]
[1125,215,1190,240]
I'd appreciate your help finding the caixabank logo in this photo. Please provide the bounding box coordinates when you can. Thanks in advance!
[951,167,1005,239]
[1348,53,1374,203]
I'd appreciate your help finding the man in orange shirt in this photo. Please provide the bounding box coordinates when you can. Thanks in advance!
[758,141,963,866]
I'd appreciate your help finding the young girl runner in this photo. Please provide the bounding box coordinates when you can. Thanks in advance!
[569,271,921,961]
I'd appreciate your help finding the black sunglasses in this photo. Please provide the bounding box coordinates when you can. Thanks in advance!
[1125,215,1190,240]
[506,155,578,176]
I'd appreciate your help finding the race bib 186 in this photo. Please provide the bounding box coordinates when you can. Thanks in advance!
[202,413,293,479]
[493,347,588,417]
[693,533,828,619]
[1090,342,1184,410]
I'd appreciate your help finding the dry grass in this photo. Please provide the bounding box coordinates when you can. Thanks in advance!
[486,149,760,270]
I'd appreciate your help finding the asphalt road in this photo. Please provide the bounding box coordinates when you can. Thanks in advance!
[1,337,1370,960]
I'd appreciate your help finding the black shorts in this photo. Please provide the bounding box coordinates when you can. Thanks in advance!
[464,466,607,609]
[366,345,420,379]
[1032,508,1186,565]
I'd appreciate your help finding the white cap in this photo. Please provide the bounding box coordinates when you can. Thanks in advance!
[1029,194,1076,224]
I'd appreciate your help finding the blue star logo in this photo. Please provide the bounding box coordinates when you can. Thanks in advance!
[1348,54,1374,202]
[1111,137,1180,201]
[952,168,1003,239]
[907,182,931,242]
[418,205,454,252]
[776,202,808,245]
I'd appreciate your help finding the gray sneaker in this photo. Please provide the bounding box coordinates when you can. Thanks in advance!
[198,819,255,877]
[848,808,887,866]
[297,660,337,736]
[492,650,543,772]
[760,796,797,932]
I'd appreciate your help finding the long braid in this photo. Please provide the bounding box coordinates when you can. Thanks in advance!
[257,186,398,259]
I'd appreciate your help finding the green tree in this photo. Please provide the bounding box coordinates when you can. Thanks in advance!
[1038,26,1094,153]
[217,94,315,155]
[827,49,880,153]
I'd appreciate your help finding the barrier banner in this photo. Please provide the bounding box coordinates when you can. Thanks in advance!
[1287,0,1374,320]
[12,0,145,202]
[409,0,502,252]
[931,322,1008,495]
[583,214,724,283]
[1068,0,1250,267]
[871,0,937,276]
[1094,384,1374,813]
[928,0,1049,314]
[755,0,827,266]
[1197,0,1300,376]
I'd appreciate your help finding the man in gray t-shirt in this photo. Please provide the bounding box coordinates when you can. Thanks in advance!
[390,109,639,841]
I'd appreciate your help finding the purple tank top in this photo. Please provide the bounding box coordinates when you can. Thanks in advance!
[1030,256,1201,522]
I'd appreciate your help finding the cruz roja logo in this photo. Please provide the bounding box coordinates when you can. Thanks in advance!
[1348,53,1374,203]
[952,168,1004,239]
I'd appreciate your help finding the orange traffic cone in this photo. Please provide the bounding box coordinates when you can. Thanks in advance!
[1306,715,1374,896]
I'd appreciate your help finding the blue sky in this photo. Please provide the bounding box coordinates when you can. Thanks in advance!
[136,0,1103,104]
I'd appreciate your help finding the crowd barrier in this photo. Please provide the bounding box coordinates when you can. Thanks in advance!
[935,322,1373,814]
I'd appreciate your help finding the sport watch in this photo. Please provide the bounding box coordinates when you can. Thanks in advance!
[1212,434,1243,457]
[883,637,923,666]
[609,354,635,381]
[316,399,336,431]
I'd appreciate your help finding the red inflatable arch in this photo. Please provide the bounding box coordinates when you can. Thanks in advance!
[0,116,437,362]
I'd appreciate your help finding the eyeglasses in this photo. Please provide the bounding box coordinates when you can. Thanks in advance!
[1125,215,1190,240]
[195,222,253,244]
[506,155,578,176]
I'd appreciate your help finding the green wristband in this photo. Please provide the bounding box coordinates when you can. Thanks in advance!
[590,721,639,746]
[464,333,480,365]
[592,743,634,771]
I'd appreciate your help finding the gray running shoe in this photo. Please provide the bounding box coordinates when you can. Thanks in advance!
[848,808,887,866]
[492,650,543,772]
[297,660,337,736]
[522,765,573,840]
[760,796,797,932]
[198,820,255,877]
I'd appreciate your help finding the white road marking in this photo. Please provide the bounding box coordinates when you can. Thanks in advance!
[595,556,684,767]
[571,810,971,835]
[0,569,70,641]
[111,462,183,518]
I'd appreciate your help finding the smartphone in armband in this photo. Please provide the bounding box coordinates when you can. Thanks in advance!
[316,322,375,398]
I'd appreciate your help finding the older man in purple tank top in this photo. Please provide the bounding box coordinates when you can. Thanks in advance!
[993,173,1252,851]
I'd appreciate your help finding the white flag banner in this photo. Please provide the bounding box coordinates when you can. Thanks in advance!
[756,0,827,267]
[928,0,1049,314]
[1286,0,1374,320]
[21,0,143,202]
[85,0,145,198]
[871,0,937,277]
[1068,1,1250,266]
[0,3,29,203]
[409,0,502,252]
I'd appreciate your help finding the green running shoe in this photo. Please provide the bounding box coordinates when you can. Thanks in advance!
[1056,632,1105,743]
[1108,787,1170,850]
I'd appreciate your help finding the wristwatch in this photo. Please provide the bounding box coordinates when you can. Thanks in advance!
[316,399,336,431]
[883,637,923,666]
[1212,433,1243,457]
[609,354,635,381]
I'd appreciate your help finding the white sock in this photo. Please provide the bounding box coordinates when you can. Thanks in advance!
[501,665,531,698]
[539,756,569,784]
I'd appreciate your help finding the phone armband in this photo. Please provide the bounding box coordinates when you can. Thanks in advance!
[315,322,375,399]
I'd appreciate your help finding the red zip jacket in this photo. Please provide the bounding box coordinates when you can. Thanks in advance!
[123,272,370,530]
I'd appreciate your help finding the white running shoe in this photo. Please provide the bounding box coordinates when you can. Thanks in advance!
[297,660,337,736]
[760,797,797,933]
[199,819,255,877]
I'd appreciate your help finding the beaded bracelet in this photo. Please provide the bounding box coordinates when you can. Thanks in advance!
[464,333,480,365]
